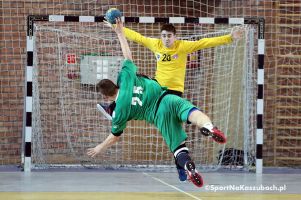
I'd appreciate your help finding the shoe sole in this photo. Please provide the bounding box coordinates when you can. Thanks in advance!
[210,131,227,144]
[186,161,203,187]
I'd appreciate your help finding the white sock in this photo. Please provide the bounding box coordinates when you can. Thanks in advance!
[202,122,214,131]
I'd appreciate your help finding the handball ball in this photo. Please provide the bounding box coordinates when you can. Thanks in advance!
[105,8,122,24]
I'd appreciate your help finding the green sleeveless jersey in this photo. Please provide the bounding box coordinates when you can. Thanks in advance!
[111,59,163,135]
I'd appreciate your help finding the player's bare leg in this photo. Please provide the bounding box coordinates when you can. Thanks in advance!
[188,109,227,144]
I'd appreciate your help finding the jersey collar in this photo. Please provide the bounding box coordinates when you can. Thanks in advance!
[115,89,120,102]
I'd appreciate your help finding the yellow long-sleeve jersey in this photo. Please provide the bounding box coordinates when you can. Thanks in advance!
[124,27,233,93]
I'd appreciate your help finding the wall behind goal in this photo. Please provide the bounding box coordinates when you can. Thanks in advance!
[1,0,300,167]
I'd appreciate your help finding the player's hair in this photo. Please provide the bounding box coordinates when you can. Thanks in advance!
[96,79,119,96]
[160,24,176,35]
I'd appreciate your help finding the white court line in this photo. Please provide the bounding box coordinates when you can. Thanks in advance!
[143,172,202,200]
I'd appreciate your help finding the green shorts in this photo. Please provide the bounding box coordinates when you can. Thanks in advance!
[154,94,196,152]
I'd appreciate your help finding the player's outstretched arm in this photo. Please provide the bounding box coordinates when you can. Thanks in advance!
[87,133,120,158]
[105,18,133,61]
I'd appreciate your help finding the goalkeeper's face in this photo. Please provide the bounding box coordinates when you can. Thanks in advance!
[161,30,176,48]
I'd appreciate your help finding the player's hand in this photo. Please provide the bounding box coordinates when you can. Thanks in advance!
[231,26,244,40]
[113,18,124,35]
[87,146,102,158]
[103,18,124,35]
[103,19,113,28]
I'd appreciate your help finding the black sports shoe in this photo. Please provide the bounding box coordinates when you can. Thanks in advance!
[200,127,227,144]
[185,161,203,187]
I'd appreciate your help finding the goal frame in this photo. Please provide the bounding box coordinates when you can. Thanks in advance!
[23,15,265,173]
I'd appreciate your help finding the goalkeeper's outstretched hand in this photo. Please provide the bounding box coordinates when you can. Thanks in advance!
[231,26,244,40]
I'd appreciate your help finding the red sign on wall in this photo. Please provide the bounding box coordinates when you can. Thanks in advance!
[66,54,76,64]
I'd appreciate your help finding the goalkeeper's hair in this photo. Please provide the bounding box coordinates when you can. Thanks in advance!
[160,24,176,35]
[96,79,119,96]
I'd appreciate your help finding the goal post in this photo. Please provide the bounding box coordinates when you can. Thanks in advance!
[24,15,264,173]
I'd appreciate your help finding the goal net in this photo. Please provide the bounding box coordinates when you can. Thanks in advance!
[31,20,257,171]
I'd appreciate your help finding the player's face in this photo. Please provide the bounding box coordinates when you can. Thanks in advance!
[161,30,176,48]
[102,95,114,102]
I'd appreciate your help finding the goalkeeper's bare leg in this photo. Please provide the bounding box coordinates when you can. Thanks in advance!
[188,109,227,144]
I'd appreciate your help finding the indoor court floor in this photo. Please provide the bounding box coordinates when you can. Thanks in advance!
[0,167,300,200]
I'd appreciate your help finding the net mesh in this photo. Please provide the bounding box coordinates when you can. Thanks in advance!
[31,21,257,171]
[1,0,301,169]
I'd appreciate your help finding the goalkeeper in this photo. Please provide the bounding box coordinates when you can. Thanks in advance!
[87,19,226,188]
[122,23,244,97]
